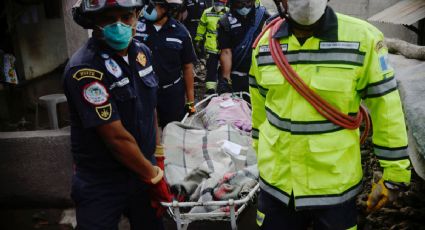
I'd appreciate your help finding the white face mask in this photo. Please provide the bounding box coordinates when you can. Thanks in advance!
[287,0,327,26]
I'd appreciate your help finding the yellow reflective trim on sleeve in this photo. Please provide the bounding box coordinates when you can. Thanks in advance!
[256,209,265,227]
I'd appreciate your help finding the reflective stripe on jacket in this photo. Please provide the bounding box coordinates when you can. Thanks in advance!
[195,7,228,53]
[249,7,411,210]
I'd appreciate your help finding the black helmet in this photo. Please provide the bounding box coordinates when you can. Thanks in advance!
[72,0,144,29]
[228,0,253,8]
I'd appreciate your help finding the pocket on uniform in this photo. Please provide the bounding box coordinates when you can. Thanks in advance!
[110,85,136,102]
[258,66,285,87]
[306,130,359,190]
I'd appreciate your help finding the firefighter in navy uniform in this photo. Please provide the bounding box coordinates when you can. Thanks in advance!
[64,0,172,229]
[135,0,197,128]
[217,0,269,96]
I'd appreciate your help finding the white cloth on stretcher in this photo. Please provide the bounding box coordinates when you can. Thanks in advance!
[163,122,258,211]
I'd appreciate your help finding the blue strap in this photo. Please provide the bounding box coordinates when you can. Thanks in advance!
[232,6,266,70]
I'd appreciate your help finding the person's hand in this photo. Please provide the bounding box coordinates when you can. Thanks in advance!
[195,40,203,56]
[154,145,165,170]
[146,166,173,217]
[366,177,399,212]
[185,101,196,116]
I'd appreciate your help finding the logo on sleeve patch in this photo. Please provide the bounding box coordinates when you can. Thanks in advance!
[375,40,386,53]
[136,52,147,67]
[95,103,112,120]
[72,68,103,81]
[105,59,122,78]
[83,81,109,105]
[379,55,390,72]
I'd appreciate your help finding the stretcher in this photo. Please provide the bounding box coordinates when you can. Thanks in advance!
[161,92,259,230]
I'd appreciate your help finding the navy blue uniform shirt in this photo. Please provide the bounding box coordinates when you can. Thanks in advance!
[217,7,269,73]
[63,38,158,173]
[183,0,213,38]
[135,17,197,87]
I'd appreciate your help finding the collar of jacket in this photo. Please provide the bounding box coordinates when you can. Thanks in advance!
[273,6,338,41]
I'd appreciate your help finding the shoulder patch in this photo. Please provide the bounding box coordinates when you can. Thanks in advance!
[72,68,103,81]
[95,103,112,120]
[105,59,122,78]
[375,40,387,53]
[136,52,147,67]
[83,81,109,105]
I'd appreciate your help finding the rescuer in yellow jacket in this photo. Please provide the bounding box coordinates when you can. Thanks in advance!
[194,0,229,94]
[250,0,411,229]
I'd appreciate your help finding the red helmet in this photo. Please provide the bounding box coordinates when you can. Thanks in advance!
[215,0,228,4]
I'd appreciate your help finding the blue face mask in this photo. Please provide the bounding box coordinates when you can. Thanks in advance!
[102,22,133,51]
[236,7,251,16]
[143,7,158,21]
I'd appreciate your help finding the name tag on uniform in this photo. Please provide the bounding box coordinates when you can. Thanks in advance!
[319,41,360,50]
[109,77,130,90]
[259,44,288,53]
[231,23,241,29]
[166,38,183,44]
[139,66,153,78]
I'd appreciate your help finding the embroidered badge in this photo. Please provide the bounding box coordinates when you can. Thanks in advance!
[375,40,386,53]
[136,21,146,32]
[136,52,147,67]
[95,103,112,120]
[83,81,109,105]
[72,68,103,81]
[105,59,122,78]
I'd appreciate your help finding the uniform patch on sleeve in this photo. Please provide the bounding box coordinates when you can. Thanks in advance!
[379,54,390,72]
[83,81,109,105]
[72,68,103,81]
[95,103,112,120]
[375,40,386,53]
[136,52,147,67]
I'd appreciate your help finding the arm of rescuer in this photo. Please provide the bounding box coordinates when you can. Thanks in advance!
[181,28,197,114]
[220,48,232,82]
[96,120,158,182]
[217,18,232,83]
[358,29,411,212]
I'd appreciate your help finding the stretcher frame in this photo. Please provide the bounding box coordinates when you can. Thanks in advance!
[161,92,259,230]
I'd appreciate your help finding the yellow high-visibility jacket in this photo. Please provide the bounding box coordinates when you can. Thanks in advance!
[194,6,228,54]
[249,7,411,209]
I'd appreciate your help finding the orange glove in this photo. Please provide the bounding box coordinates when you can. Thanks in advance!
[366,178,399,212]
[155,145,165,170]
[185,101,196,116]
[146,166,173,217]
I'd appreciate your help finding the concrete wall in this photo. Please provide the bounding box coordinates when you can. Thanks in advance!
[0,128,73,207]
[329,0,418,44]
[14,4,68,80]
[62,0,89,58]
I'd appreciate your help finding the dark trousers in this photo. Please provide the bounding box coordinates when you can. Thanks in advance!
[257,190,357,230]
[205,53,220,84]
[72,171,164,230]
[157,80,185,128]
